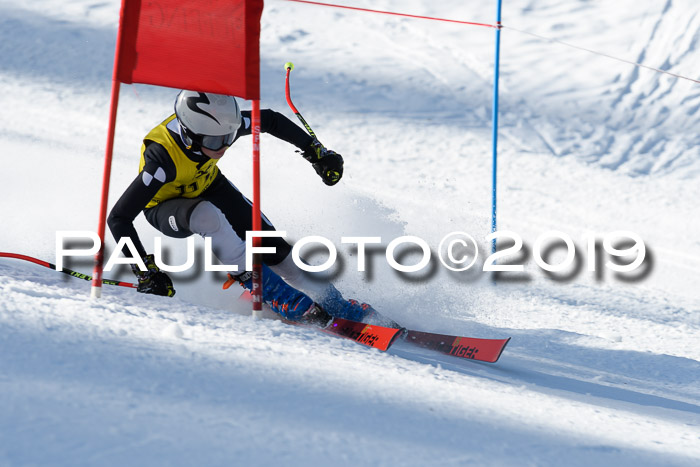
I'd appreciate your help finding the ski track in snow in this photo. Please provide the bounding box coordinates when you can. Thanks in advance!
[1,263,699,466]
[1,0,700,465]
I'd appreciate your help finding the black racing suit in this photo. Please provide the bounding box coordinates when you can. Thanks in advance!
[107,109,314,265]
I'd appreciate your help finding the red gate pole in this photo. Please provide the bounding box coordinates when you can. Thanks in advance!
[251,99,263,318]
[91,0,129,299]
[91,78,121,299]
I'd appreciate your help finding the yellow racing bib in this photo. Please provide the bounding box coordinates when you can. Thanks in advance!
[139,114,220,208]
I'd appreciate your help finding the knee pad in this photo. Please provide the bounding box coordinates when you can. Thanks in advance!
[189,201,223,236]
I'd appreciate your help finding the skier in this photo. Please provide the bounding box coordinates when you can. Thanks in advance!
[108,90,392,327]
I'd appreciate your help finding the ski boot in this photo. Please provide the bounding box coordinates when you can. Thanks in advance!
[318,284,400,328]
[224,264,316,321]
[298,304,334,328]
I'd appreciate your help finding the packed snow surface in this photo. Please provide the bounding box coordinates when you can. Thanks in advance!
[1,0,699,465]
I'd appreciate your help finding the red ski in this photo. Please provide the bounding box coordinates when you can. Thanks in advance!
[401,330,510,363]
[311,318,402,351]
[238,291,509,359]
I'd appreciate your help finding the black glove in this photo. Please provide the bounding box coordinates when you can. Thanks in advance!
[302,139,344,186]
[131,254,175,297]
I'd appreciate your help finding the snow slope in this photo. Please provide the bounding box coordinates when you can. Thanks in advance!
[1,0,699,465]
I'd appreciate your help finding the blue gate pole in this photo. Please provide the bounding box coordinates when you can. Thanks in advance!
[491,0,503,254]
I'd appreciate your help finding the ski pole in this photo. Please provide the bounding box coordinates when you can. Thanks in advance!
[0,252,138,289]
[284,62,324,145]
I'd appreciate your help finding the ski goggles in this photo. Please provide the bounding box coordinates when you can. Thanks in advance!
[199,131,236,151]
[182,125,237,151]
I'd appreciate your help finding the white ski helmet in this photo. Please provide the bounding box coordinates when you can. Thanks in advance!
[174,90,242,151]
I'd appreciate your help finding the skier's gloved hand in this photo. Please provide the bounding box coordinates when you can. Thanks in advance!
[223,271,252,290]
[131,254,175,297]
[302,139,343,186]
